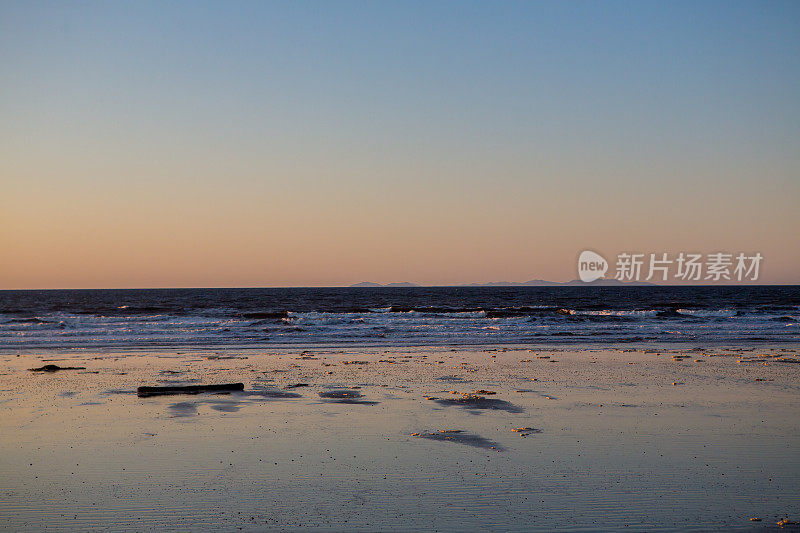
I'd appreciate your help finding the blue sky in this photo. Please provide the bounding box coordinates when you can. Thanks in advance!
[1,1,798,287]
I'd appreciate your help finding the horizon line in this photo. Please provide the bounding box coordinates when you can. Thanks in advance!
[1,283,797,291]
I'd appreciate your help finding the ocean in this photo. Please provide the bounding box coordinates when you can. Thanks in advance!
[1,286,798,351]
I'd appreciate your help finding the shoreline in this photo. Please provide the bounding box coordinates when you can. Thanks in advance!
[4,339,800,356]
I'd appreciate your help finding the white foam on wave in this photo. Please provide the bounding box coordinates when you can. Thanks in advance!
[0,306,797,350]
[577,310,659,317]
[675,308,736,317]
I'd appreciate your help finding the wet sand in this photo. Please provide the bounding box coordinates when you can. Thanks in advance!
[1,346,799,531]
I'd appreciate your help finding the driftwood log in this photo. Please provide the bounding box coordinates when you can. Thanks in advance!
[137,383,245,397]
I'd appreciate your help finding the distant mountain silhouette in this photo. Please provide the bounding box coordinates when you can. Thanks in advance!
[351,279,655,287]
[466,279,559,287]
[563,278,657,286]
[350,281,420,288]
[466,278,655,287]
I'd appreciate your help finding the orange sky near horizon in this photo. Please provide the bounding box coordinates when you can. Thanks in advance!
[2,1,799,289]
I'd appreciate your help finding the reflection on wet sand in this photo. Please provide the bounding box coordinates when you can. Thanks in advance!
[168,401,198,417]
[412,430,503,450]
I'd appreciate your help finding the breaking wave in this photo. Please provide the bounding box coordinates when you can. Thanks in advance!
[0,286,797,350]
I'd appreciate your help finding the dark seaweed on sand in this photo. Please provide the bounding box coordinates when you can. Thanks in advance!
[29,364,86,372]
[436,375,471,383]
[319,389,363,399]
[432,394,523,413]
[318,389,379,405]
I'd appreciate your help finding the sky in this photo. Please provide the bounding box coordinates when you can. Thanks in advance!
[1,0,799,288]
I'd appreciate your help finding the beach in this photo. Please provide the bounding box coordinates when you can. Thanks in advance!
[5,0,799,530]
[2,345,798,531]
